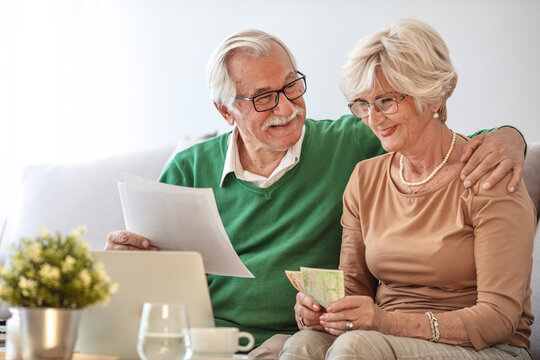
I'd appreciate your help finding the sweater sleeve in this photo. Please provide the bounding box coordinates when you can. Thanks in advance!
[455,174,536,349]
[354,118,386,159]
[158,155,185,185]
[339,164,379,298]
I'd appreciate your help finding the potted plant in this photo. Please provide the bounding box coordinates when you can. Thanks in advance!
[0,226,117,360]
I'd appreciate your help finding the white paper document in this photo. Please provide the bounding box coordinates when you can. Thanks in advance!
[118,173,254,278]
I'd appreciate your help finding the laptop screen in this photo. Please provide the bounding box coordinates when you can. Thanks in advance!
[75,251,214,358]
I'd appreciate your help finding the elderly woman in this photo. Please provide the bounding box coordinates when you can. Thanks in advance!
[280,19,536,360]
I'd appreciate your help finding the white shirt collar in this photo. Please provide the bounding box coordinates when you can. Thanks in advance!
[220,125,305,188]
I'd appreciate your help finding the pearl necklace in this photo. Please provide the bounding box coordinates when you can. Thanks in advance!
[399,130,456,187]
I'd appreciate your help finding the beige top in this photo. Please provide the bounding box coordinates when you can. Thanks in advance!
[340,152,536,350]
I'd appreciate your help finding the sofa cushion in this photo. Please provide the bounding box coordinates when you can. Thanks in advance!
[2,133,219,253]
[3,143,176,252]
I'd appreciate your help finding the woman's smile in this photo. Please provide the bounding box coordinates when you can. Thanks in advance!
[378,124,398,138]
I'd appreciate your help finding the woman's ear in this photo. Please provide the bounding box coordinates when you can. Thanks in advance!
[214,103,236,126]
[432,97,444,113]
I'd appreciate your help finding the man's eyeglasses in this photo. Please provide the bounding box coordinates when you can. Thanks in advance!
[235,71,307,112]
[348,94,408,119]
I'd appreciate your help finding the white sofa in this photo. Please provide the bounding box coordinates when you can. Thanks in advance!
[2,138,539,357]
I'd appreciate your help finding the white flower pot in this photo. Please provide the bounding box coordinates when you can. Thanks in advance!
[18,307,82,360]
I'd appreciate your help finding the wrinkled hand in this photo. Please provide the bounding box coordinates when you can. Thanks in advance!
[460,127,525,192]
[320,295,391,336]
[105,230,159,251]
[294,292,326,331]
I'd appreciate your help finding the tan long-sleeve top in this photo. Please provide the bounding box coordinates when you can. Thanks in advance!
[340,152,536,350]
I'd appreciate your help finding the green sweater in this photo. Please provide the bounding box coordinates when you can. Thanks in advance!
[159,115,385,347]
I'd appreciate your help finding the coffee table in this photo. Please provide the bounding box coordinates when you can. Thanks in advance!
[0,351,119,359]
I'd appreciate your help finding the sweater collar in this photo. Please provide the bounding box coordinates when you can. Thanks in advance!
[220,125,305,188]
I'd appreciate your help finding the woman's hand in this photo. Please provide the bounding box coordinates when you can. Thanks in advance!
[319,295,393,336]
[294,292,326,331]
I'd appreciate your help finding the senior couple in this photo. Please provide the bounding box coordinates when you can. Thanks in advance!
[107,19,535,359]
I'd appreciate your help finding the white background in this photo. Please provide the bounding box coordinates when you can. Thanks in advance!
[1,0,540,215]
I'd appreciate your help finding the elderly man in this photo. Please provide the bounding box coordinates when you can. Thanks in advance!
[106,30,526,358]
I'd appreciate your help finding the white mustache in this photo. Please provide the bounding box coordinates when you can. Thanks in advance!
[261,106,304,131]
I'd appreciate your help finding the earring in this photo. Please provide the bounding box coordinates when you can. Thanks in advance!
[433,112,440,119]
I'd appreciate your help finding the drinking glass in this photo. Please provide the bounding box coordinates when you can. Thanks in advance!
[137,303,192,360]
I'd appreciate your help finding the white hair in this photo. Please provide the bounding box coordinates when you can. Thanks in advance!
[206,29,297,114]
[341,19,458,122]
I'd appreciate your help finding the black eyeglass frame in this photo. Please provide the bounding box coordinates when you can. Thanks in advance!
[235,71,307,112]
[348,94,408,118]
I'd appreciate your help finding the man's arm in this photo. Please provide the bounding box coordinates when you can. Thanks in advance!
[354,116,526,192]
[461,127,526,193]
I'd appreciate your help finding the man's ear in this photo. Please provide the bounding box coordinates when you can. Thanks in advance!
[214,103,236,126]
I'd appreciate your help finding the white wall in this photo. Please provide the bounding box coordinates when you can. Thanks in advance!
[1,0,540,214]
[87,0,540,145]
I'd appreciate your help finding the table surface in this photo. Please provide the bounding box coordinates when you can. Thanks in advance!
[0,353,119,360]
[0,351,258,359]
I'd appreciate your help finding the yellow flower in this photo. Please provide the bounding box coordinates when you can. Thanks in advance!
[38,264,61,286]
[0,226,116,308]
[18,277,37,297]
[62,256,76,273]
[0,284,13,298]
[0,264,10,278]
[25,241,43,263]
[40,227,51,239]
[18,277,35,289]
[11,256,25,272]
[78,240,90,253]
[71,226,88,240]
[78,269,92,288]
[94,263,111,283]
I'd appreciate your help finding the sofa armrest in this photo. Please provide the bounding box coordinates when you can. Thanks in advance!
[524,142,540,220]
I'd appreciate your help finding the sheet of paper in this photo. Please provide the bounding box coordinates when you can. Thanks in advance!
[118,173,254,278]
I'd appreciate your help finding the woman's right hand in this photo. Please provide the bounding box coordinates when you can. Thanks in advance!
[294,292,326,331]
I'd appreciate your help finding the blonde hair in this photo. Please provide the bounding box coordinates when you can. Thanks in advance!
[341,19,457,122]
[206,29,297,114]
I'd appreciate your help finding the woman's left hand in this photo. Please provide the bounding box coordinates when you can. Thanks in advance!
[319,295,391,336]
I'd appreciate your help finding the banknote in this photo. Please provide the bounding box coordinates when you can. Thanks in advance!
[300,267,344,308]
[285,270,304,292]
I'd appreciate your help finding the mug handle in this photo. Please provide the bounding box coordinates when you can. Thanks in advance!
[237,331,255,352]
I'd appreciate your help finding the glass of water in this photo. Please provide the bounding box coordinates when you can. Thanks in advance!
[137,303,192,360]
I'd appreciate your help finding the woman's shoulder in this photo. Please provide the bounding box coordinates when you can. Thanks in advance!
[355,152,393,170]
[350,153,393,184]
[468,171,536,218]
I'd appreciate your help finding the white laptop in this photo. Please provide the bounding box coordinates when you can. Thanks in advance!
[75,251,215,359]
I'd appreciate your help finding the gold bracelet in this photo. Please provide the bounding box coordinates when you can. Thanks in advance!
[425,311,440,342]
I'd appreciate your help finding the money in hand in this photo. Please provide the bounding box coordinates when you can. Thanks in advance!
[285,270,304,292]
[300,267,344,308]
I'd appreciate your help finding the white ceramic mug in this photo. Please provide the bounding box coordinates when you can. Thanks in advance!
[190,327,255,357]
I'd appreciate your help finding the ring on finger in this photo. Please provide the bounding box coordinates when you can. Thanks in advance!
[346,320,354,331]
[299,318,306,327]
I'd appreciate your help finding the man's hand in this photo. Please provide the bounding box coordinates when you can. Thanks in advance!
[460,127,525,192]
[105,230,159,251]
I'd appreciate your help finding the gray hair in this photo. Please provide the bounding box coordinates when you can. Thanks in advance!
[341,19,457,122]
[206,29,297,114]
